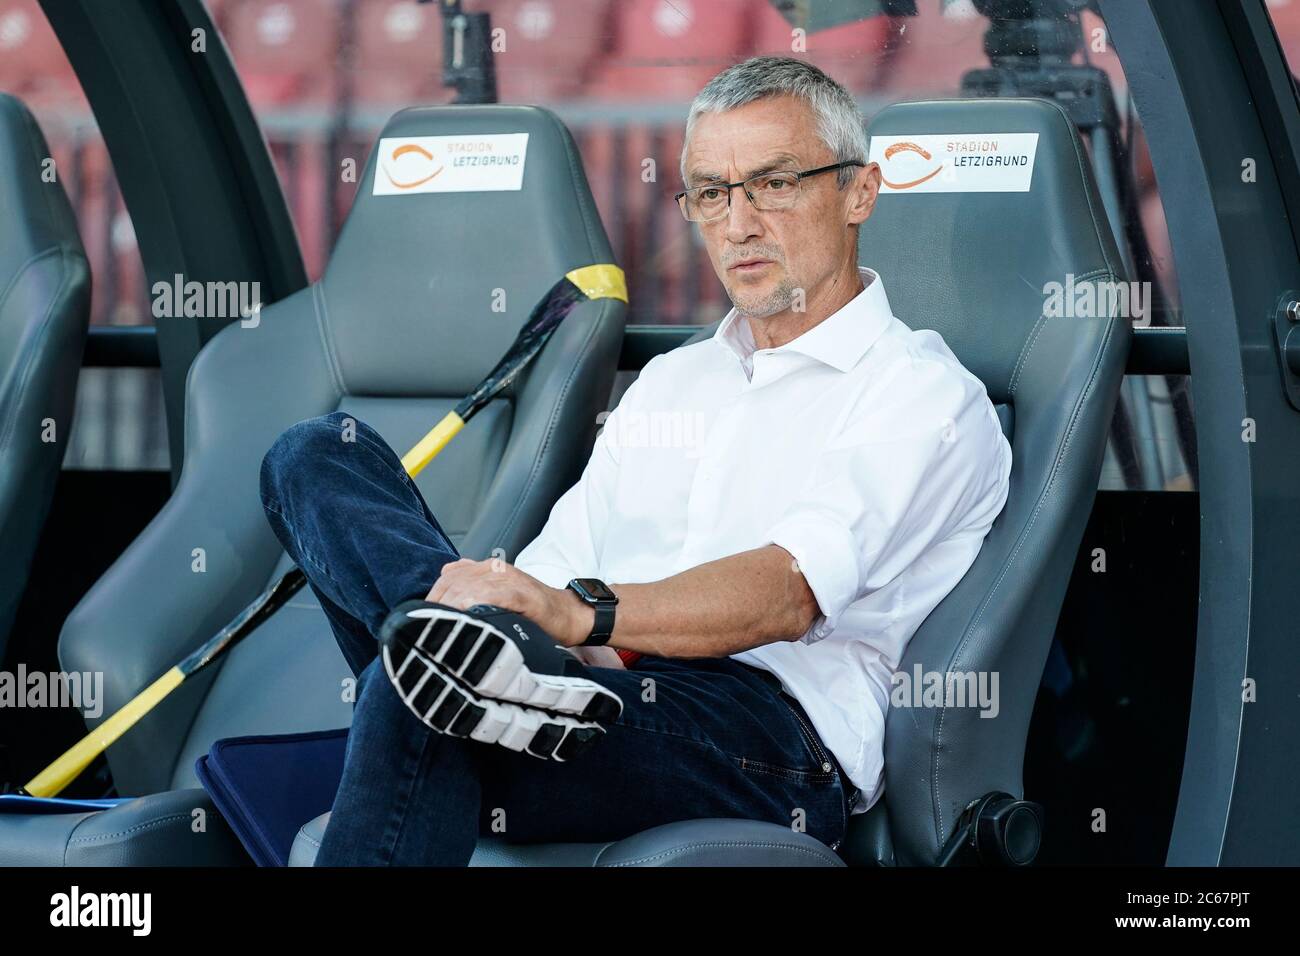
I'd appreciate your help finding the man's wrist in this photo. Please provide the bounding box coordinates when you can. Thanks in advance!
[558,586,596,647]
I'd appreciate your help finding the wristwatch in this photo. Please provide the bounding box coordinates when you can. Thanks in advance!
[566,578,618,646]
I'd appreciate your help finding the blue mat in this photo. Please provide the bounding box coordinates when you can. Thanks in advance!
[195,728,349,867]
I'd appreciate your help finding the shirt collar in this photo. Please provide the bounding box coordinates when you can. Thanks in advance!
[713,266,894,376]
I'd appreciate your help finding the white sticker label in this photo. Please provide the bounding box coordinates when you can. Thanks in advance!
[371,133,529,195]
[869,132,1039,193]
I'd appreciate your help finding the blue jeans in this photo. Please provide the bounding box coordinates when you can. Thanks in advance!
[259,411,857,865]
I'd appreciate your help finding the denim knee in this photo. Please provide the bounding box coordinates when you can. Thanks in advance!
[260,412,356,512]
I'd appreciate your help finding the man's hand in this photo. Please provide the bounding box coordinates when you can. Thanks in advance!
[426,558,594,647]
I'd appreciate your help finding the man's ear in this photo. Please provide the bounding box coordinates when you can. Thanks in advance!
[847,161,882,227]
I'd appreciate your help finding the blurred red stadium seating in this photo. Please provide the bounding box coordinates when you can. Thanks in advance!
[872,1,986,97]
[1267,0,1300,71]
[751,2,892,94]
[225,0,344,107]
[471,0,612,104]
[355,0,451,106]
[5,0,1102,326]
[202,0,231,28]
[0,0,84,109]
[587,0,758,101]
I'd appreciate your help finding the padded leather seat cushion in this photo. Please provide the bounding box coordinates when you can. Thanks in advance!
[0,790,250,867]
[290,812,845,867]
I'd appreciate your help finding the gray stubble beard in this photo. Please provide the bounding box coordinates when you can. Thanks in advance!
[729,275,800,320]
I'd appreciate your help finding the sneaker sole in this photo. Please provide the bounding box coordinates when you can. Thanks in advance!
[390,605,624,723]
[381,643,605,762]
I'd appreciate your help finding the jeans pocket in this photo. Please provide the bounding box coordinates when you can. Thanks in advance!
[730,697,837,789]
[778,691,836,777]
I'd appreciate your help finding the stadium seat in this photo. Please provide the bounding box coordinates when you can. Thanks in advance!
[0,93,91,662]
[0,105,625,865]
[842,98,1132,863]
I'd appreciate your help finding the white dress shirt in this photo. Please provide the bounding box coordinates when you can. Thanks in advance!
[514,267,1012,813]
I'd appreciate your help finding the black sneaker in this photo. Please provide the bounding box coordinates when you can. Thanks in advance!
[378,601,622,761]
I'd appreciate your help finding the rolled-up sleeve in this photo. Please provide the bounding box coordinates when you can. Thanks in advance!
[765,355,1010,638]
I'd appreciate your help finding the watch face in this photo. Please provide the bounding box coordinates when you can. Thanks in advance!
[575,578,617,602]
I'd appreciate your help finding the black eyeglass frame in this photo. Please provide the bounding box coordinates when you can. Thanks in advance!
[674,160,867,222]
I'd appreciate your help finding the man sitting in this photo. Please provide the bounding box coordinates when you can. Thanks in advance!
[259,55,1012,866]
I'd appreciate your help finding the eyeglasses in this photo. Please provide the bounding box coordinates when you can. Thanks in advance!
[674,161,865,223]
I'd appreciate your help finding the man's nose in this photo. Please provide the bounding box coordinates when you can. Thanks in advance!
[723,185,764,242]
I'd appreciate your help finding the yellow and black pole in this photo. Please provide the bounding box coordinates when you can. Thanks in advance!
[21,264,626,798]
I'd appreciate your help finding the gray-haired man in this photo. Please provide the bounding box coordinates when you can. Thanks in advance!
[260,55,1011,865]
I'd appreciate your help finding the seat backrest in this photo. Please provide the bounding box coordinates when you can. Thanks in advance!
[59,105,624,793]
[0,92,90,662]
[311,104,626,559]
[859,98,1131,863]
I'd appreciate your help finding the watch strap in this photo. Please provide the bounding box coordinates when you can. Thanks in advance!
[582,601,616,646]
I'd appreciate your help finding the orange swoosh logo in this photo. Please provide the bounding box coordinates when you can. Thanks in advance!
[884,141,932,161]
[382,143,444,190]
[880,142,943,190]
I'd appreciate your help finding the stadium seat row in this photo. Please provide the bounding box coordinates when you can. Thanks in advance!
[0,0,996,110]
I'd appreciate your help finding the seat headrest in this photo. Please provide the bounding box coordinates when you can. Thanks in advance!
[861,98,1125,402]
[0,93,83,272]
[319,105,616,396]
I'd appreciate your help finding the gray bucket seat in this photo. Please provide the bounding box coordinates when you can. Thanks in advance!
[0,104,624,864]
[0,92,91,663]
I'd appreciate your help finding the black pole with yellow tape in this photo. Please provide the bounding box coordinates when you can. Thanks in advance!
[20,264,627,798]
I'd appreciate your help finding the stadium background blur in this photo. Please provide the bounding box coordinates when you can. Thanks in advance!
[2,0,1252,485]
